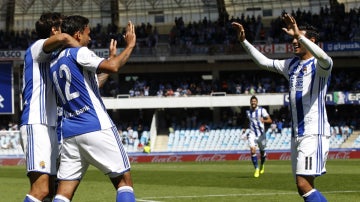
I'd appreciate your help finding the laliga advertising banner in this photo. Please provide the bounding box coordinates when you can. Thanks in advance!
[0,63,13,114]
[284,91,360,105]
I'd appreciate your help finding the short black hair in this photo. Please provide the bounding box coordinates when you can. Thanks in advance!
[250,95,258,101]
[298,23,320,43]
[35,12,63,39]
[61,15,89,36]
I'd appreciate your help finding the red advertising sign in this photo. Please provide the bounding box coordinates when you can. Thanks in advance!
[2,150,359,165]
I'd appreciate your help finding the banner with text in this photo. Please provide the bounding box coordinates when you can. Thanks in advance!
[0,63,14,114]
[284,91,360,106]
[1,149,359,165]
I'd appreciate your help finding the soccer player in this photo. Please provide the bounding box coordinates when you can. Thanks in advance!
[232,12,331,202]
[20,12,79,202]
[50,15,136,202]
[245,95,272,178]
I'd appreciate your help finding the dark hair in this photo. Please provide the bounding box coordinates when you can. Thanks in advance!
[35,12,63,39]
[250,95,258,101]
[298,24,320,43]
[61,15,89,36]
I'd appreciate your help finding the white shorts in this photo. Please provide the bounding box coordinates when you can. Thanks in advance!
[248,133,266,151]
[57,127,130,180]
[20,124,58,175]
[291,134,329,178]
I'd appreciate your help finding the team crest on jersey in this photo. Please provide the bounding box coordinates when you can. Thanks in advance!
[303,66,307,73]
[39,161,46,169]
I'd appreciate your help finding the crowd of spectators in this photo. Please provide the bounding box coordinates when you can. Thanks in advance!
[0,121,19,151]
[0,4,359,51]
[163,104,358,138]
[100,68,360,98]
[169,4,360,46]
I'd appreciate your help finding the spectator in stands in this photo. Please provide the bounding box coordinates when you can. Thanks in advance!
[341,125,351,140]
[199,123,209,132]
[269,120,278,135]
[0,128,11,149]
[244,95,272,178]
[143,142,151,154]
[127,126,138,146]
[277,119,284,134]
[233,11,332,202]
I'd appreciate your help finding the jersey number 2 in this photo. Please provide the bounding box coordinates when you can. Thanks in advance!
[52,64,80,104]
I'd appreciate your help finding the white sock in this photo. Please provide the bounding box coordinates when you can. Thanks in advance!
[26,194,41,202]
[117,186,134,192]
[54,194,71,202]
[302,189,316,197]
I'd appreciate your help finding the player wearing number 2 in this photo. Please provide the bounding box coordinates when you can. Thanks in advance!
[50,15,136,202]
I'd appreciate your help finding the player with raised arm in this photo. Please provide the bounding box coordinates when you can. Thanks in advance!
[20,12,79,202]
[50,15,136,202]
[245,95,272,178]
[232,12,332,202]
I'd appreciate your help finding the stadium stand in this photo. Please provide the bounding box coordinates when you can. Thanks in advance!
[164,126,358,152]
[1,0,360,156]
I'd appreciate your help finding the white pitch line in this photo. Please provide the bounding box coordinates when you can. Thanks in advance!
[137,190,360,200]
[136,199,162,202]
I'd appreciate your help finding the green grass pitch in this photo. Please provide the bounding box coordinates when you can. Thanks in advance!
[1,159,359,201]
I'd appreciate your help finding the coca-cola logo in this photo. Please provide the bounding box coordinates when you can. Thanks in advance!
[238,154,251,161]
[279,153,291,160]
[16,158,26,166]
[327,151,350,159]
[195,154,226,162]
[151,155,183,163]
[129,157,138,163]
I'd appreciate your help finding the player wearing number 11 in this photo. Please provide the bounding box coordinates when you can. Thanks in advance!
[49,15,136,202]
[232,12,331,202]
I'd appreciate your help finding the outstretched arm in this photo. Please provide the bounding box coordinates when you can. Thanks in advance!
[232,22,276,71]
[297,36,332,69]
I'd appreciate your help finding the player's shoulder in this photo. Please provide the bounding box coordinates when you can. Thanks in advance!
[26,39,45,52]
[60,46,87,58]
[75,46,97,56]
[25,39,51,62]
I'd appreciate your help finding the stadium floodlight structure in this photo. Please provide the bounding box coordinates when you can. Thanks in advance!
[0,0,357,32]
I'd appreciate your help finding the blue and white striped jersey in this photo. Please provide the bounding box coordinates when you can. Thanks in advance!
[246,107,269,137]
[272,56,332,137]
[49,47,114,139]
[241,37,333,137]
[21,39,57,127]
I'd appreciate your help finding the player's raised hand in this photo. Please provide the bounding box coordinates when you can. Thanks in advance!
[124,21,136,49]
[108,39,117,59]
[281,12,301,39]
[232,22,246,42]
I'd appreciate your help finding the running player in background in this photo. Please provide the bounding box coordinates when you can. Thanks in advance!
[245,95,272,178]
[20,12,79,202]
[50,15,136,202]
[232,12,332,202]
